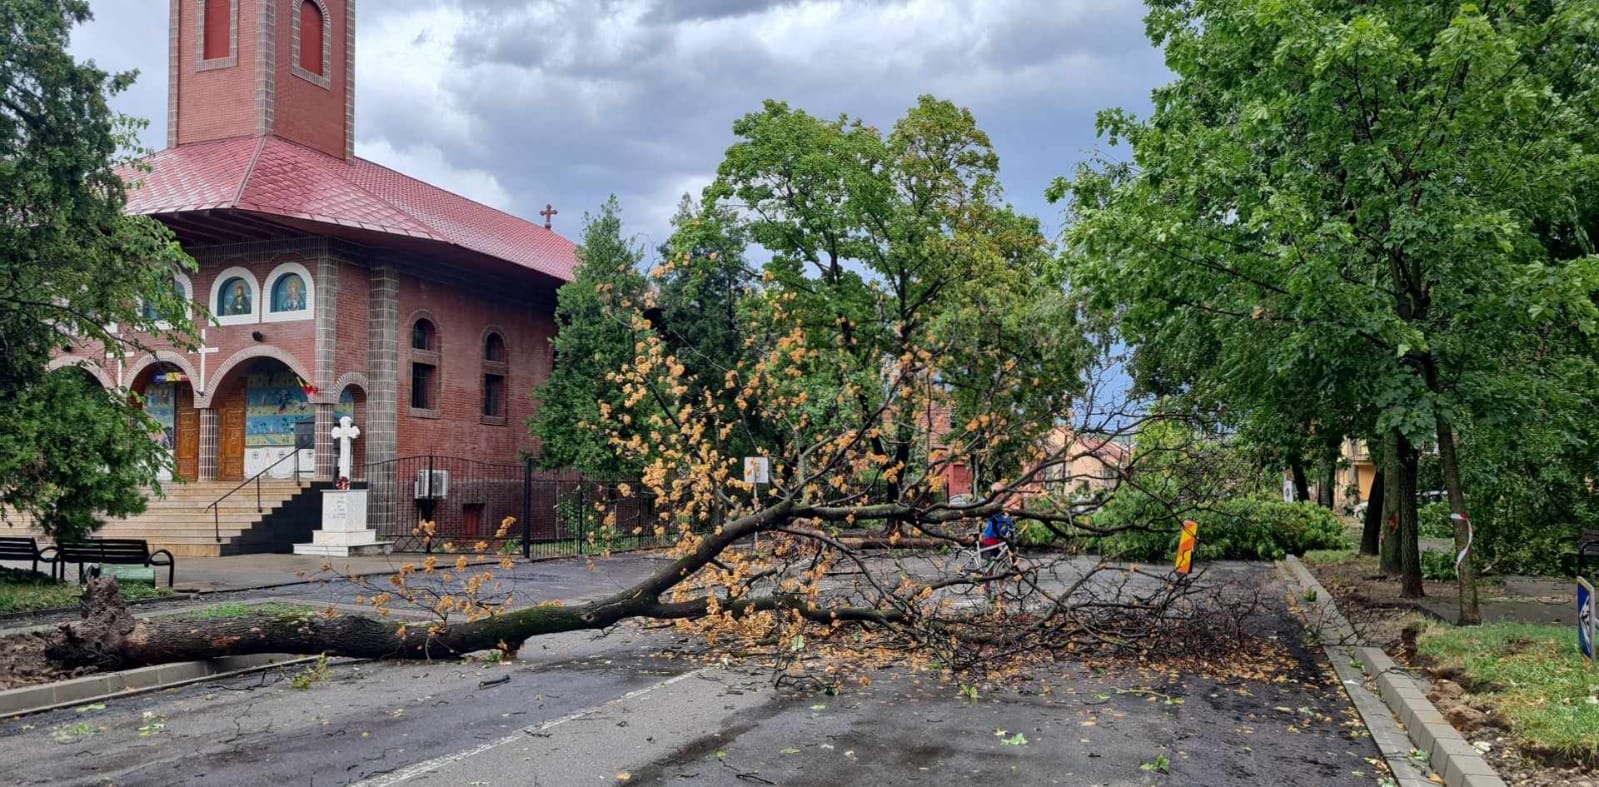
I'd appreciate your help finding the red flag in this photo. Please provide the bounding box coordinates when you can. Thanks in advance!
[298,376,320,397]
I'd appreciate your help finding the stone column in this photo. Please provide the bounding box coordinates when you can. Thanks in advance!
[199,408,218,482]
[367,263,399,535]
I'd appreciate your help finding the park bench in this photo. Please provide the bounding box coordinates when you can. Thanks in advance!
[0,536,58,576]
[55,539,176,587]
[1578,529,1599,578]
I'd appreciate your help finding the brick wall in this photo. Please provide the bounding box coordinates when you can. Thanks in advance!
[175,0,260,146]
[172,0,352,158]
[273,0,349,158]
[392,269,556,462]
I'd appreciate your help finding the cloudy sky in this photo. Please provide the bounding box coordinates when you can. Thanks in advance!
[71,0,1169,253]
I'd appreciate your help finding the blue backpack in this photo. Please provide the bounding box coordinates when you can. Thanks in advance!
[983,512,1017,541]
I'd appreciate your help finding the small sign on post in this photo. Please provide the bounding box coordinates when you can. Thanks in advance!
[1579,577,1594,661]
[743,457,771,553]
[1175,520,1199,575]
[743,457,770,486]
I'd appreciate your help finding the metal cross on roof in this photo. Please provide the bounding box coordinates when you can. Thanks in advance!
[540,203,558,230]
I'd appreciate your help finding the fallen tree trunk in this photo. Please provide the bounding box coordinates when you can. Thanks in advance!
[47,578,656,669]
[48,575,904,671]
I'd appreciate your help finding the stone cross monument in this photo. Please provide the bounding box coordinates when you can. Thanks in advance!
[332,416,361,482]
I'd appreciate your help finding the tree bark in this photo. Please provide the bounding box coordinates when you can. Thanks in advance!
[1360,466,1385,557]
[1396,434,1424,598]
[1379,432,1402,576]
[1289,457,1311,503]
[1433,416,1481,625]
[1317,455,1336,509]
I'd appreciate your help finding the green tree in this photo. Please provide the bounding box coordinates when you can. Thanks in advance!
[0,0,197,543]
[654,196,763,456]
[529,198,652,476]
[1057,0,1599,622]
[709,96,1083,511]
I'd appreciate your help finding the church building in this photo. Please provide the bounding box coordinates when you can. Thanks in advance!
[50,0,578,554]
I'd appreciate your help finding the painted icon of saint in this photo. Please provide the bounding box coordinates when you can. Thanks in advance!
[220,278,252,316]
[273,274,307,312]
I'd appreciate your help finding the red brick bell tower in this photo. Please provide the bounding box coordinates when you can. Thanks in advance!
[168,0,355,160]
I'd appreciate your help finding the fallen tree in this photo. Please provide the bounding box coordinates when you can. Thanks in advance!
[44,95,1290,675]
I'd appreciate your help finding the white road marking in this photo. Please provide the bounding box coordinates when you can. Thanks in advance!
[348,667,712,787]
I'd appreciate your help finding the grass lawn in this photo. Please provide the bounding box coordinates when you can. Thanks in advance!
[168,602,316,621]
[0,567,173,615]
[1416,621,1599,765]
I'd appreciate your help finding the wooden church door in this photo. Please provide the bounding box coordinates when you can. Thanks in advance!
[219,391,246,482]
[176,387,199,481]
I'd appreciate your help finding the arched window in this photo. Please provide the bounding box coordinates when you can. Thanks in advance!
[293,0,331,87]
[141,273,194,327]
[410,318,440,413]
[482,332,508,424]
[263,263,314,322]
[200,0,237,65]
[208,267,259,326]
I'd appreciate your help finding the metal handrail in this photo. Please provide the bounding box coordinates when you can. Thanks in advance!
[205,450,307,543]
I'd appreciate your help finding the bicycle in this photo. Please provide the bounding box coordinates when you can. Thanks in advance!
[952,539,1019,578]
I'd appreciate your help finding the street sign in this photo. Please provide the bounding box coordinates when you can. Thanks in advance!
[743,456,770,486]
[1579,577,1595,661]
[1175,520,1199,575]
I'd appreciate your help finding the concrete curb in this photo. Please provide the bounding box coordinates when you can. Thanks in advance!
[0,653,318,720]
[1283,556,1508,787]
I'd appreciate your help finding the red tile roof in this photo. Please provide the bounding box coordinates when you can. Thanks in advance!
[120,136,579,282]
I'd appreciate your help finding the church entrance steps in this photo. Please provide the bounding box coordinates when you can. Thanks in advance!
[3,481,330,558]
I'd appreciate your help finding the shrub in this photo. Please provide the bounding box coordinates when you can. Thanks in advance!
[1419,502,1454,539]
[1421,550,1458,581]
[1087,496,1351,562]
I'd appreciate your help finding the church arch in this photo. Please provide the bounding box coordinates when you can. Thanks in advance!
[332,371,370,396]
[46,356,116,390]
[198,345,315,409]
[263,262,315,323]
[209,266,261,326]
[124,351,202,393]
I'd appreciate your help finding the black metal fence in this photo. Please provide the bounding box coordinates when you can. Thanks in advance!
[364,456,671,556]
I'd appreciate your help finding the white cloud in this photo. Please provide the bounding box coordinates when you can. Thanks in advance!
[69,0,1168,249]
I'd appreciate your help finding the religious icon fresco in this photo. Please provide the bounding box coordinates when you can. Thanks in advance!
[219,277,253,316]
[272,274,307,313]
[244,370,312,447]
[145,382,177,450]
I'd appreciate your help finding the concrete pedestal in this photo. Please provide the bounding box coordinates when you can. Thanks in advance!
[293,489,391,557]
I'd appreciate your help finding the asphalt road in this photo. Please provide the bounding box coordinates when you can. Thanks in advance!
[0,559,1387,786]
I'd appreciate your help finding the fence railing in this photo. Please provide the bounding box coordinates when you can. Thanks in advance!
[361,456,670,556]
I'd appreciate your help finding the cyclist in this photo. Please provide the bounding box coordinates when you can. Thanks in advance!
[977,509,1017,568]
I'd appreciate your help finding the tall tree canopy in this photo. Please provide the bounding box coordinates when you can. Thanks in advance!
[0,0,197,541]
[1056,0,1599,621]
[529,197,653,477]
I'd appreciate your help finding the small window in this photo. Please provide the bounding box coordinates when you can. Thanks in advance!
[411,363,437,410]
[299,1,324,75]
[203,0,232,61]
[413,320,436,351]
[485,333,507,363]
[482,331,508,424]
[482,374,506,419]
[410,317,440,415]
